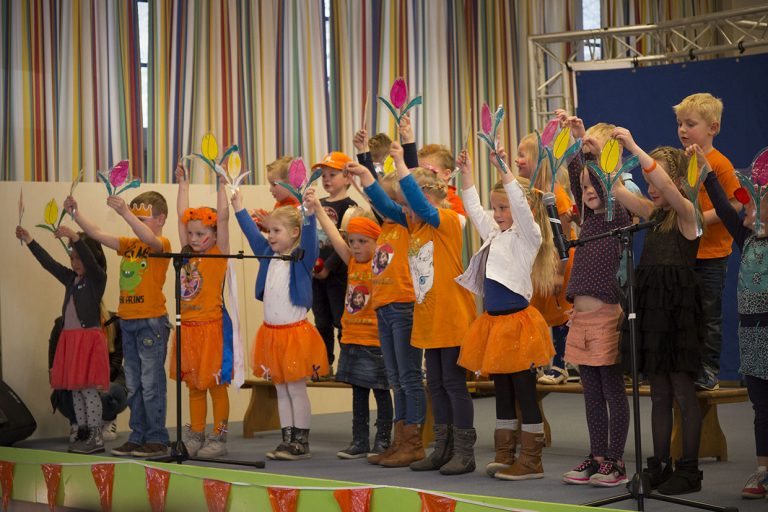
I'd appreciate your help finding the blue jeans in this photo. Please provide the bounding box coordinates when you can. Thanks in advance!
[694,257,728,376]
[53,382,129,424]
[122,316,171,445]
[376,302,425,425]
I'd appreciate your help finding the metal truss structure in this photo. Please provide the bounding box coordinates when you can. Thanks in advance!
[527,5,768,129]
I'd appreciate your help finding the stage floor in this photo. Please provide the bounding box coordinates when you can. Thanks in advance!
[10,392,763,511]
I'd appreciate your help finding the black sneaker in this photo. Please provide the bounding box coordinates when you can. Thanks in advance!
[695,371,719,391]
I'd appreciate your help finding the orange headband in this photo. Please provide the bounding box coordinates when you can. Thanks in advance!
[182,207,217,228]
[346,217,381,240]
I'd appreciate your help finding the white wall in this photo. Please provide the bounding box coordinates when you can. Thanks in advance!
[0,181,366,440]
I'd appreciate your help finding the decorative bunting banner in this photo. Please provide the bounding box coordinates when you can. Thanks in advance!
[90,463,115,512]
[41,464,62,512]
[203,479,231,512]
[0,461,14,512]
[419,492,457,512]
[268,487,299,512]
[333,488,371,512]
[145,467,171,512]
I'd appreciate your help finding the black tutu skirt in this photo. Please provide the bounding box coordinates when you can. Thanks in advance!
[621,265,704,377]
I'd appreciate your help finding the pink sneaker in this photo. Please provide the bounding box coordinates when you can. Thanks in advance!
[563,455,599,485]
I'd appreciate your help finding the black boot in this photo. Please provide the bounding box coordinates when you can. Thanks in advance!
[439,427,476,475]
[266,426,293,460]
[658,458,702,495]
[643,456,673,489]
[337,404,370,459]
[275,428,311,460]
[409,424,453,471]
[371,419,392,454]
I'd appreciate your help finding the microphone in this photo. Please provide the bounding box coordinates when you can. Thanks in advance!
[542,192,570,261]
[287,248,305,262]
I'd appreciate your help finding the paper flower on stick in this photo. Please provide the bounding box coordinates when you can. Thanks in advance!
[97,160,141,196]
[735,147,768,236]
[35,199,70,253]
[477,103,512,174]
[378,78,423,127]
[586,138,640,221]
[182,132,241,179]
[680,152,708,236]
[531,119,583,192]
[275,158,322,225]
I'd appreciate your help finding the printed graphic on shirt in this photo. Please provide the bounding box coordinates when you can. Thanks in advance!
[409,240,434,304]
[181,259,203,300]
[120,256,148,295]
[346,284,370,314]
[317,206,339,249]
[372,243,394,275]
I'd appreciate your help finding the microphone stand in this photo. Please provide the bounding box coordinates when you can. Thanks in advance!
[567,222,736,512]
[147,248,304,468]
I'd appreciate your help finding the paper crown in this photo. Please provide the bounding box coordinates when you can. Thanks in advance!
[130,203,153,218]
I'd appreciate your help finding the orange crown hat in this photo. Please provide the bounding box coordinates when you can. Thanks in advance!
[312,151,352,171]
[182,207,217,228]
[130,203,153,218]
[346,217,381,240]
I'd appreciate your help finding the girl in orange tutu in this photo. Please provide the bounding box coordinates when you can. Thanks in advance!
[172,165,234,458]
[455,147,557,481]
[232,187,327,461]
[16,224,109,454]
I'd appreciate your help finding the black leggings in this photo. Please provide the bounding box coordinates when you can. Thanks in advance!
[352,385,393,426]
[425,347,474,428]
[649,372,701,460]
[492,370,541,424]
[746,374,768,457]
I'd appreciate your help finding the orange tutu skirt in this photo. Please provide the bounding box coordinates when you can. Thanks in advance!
[51,328,109,391]
[458,307,553,375]
[170,319,226,390]
[252,320,329,383]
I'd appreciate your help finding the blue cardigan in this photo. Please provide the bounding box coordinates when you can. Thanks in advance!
[235,209,318,310]
[363,174,438,227]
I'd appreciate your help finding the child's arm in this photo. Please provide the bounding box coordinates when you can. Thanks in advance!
[457,150,498,240]
[305,188,352,265]
[106,196,166,252]
[16,226,73,285]
[612,176,655,220]
[300,194,320,273]
[399,116,419,169]
[689,144,749,249]
[231,189,270,255]
[57,225,107,285]
[613,127,698,239]
[216,174,230,253]
[64,196,120,251]
[176,165,190,248]
[497,148,542,248]
[348,162,408,226]
[392,142,441,228]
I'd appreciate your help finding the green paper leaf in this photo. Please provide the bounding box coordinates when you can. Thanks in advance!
[302,168,324,193]
[115,179,142,196]
[35,224,55,233]
[400,96,423,118]
[219,144,239,165]
[275,181,302,201]
[378,97,400,124]
[617,155,640,176]
[96,172,113,195]
[477,132,495,150]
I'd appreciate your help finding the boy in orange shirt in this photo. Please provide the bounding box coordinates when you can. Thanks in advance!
[674,93,741,390]
[65,191,173,457]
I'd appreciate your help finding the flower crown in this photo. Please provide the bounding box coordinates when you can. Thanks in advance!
[182,207,217,228]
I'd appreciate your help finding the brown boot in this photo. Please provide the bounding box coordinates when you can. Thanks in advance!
[495,431,544,480]
[379,423,425,467]
[368,420,403,465]
[485,428,517,477]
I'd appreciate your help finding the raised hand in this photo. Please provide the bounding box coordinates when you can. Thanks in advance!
[230,189,244,212]
[106,195,130,216]
[55,225,79,242]
[353,129,369,153]
[390,141,405,164]
[63,196,78,216]
[399,115,415,144]
[612,127,640,155]
[15,225,32,244]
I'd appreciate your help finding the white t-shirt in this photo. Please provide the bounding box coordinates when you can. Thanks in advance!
[263,260,307,325]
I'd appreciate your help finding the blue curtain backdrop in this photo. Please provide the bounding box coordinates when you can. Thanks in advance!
[575,53,768,382]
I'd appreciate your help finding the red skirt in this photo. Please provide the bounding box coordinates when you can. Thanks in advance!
[458,307,553,375]
[170,319,225,390]
[252,320,329,383]
[51,328,109,391]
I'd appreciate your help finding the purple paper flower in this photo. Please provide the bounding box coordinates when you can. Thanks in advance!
[540,119,560,147]
[753,148,768,186]
[109,160,130,188]
[390,78,408,110]
[480,103,492,134]
[288,158,307,190]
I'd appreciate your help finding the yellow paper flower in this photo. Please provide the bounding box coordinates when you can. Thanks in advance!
[202,132,219,161]
[44,199,58,225]
[600,139,621,174]
[228,152,242,177]
[553,126,571,159]
[687,152,699,187]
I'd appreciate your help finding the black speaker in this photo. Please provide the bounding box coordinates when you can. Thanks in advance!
[0,380,36,446]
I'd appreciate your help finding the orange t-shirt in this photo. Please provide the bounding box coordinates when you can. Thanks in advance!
[408,209,476,349]
[531,184,574,326]
[180,245,228,322]
[370,221,415,309]
[341,258,379,346]
[446,185,466,217]
[697,148,739,259]
[117,237,171,319]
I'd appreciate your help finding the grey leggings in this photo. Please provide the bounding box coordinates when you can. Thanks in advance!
[72,388,102,429]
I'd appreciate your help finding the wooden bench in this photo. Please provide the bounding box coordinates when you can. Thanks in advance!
[242,379,747,461]
[468,381,748,462]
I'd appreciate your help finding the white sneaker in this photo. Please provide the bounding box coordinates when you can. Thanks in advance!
[182,424,205,457]
[197,433,228,458]
[589,459,629,487]
[538,367,567,385]
[101,421,118,441]
[563,455,599,484]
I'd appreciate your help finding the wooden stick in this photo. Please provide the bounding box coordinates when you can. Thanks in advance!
[361,91,370,132]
